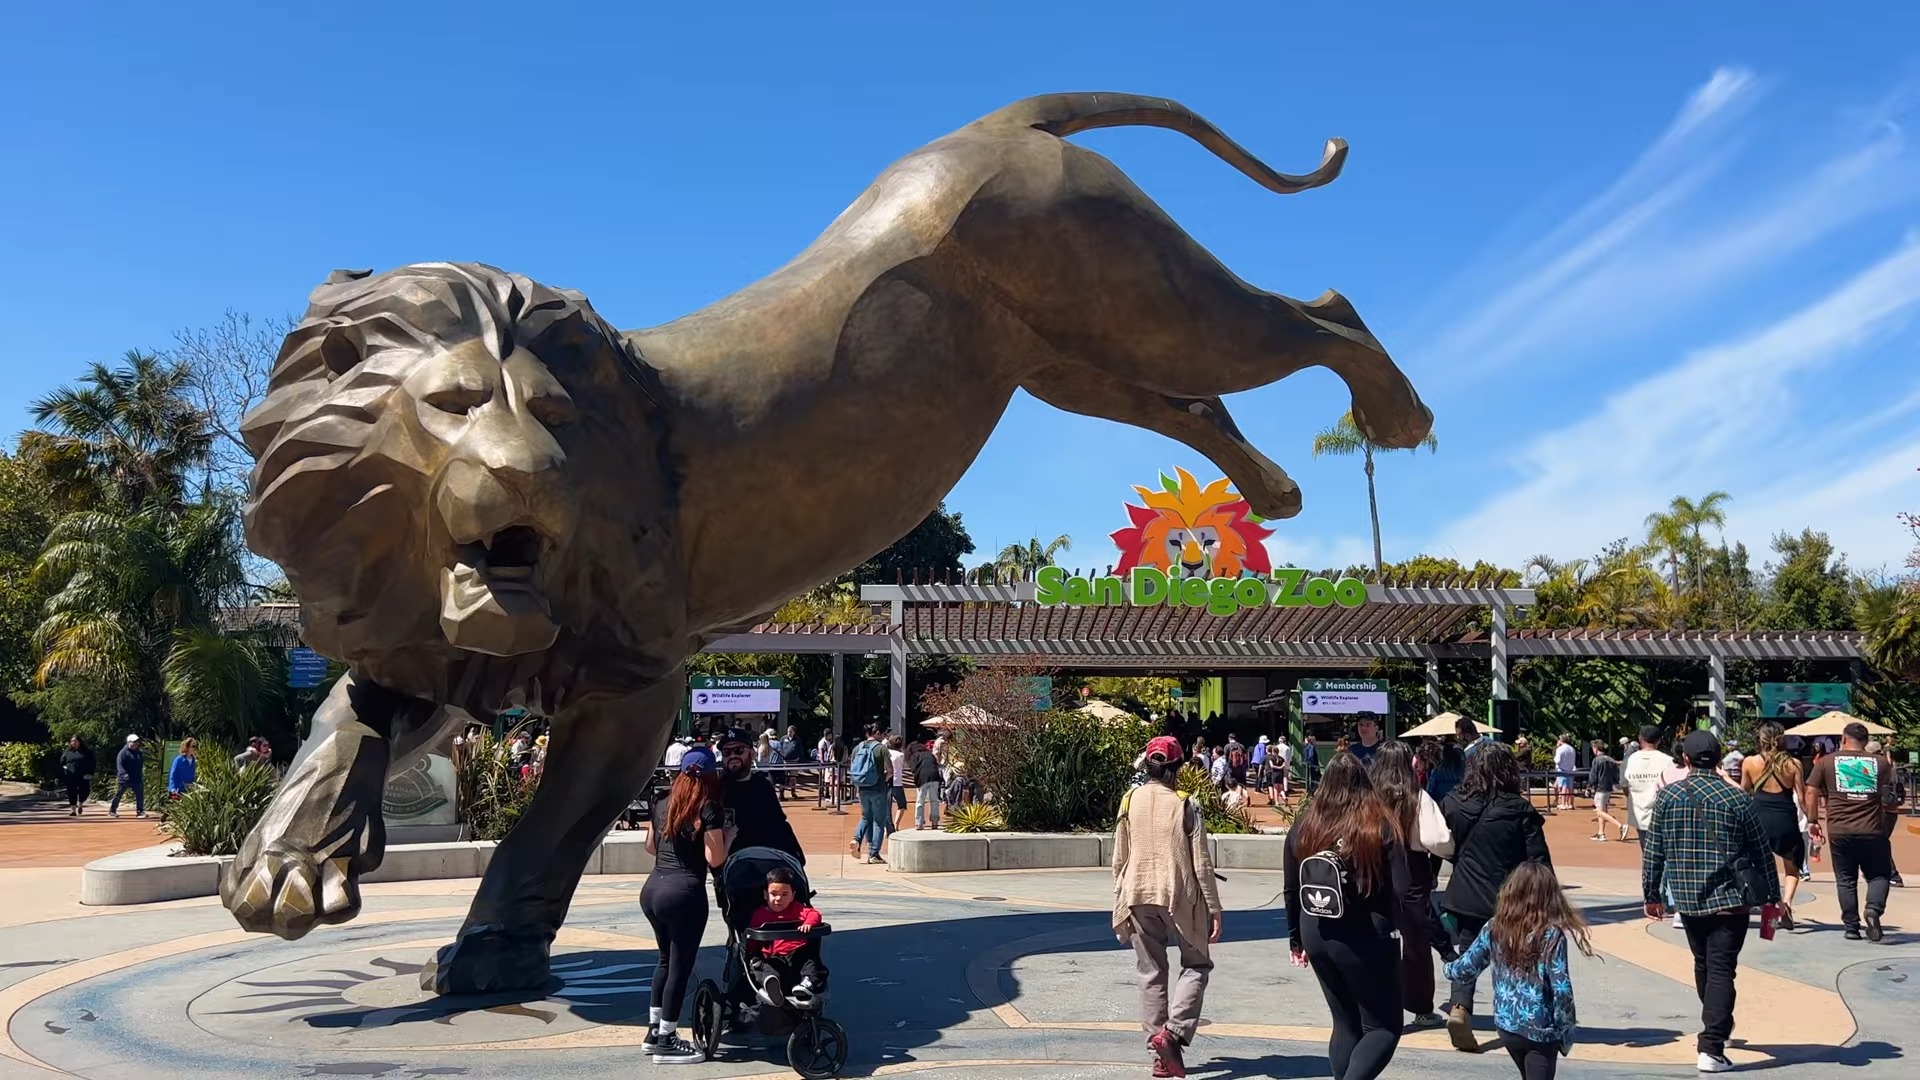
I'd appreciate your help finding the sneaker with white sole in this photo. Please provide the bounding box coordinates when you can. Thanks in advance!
[640,1027,664,1054]
[1697,1050,1732,1072]
[755,970,786,1007]
[650,1031,702,1064]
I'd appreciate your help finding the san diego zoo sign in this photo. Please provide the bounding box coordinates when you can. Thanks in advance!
[1035,564,1367,616]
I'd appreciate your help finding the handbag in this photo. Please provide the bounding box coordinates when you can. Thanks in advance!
[1731,851,1770,908]
[1418,792,1455,857]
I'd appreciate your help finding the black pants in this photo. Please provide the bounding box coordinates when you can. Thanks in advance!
[1304,920,1403,1080]
[748,939,827,988]
[1445,912,1490,1011]
[1503,1033,1560,1079]
[1400,854,1441,1014]
[640,872,710,1025]
[63,775,86,808]
[1829,833,1893,929]
[1680,909,1748,1057]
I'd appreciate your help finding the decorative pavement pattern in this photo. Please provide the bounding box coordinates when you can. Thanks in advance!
[0,865,1914,1079]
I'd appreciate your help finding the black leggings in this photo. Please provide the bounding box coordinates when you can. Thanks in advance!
[1504,1034,1560,1079]
[640,872,710,1025]
[1304,921,1403,1080]
[63,775,86,808]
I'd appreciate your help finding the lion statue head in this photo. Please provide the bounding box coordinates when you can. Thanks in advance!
[242,263,676,679]
[1110,468,1274,579]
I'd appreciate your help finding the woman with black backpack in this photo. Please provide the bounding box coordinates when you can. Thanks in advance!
[1438,743,1551,1052]
[1285,753,1423,1080]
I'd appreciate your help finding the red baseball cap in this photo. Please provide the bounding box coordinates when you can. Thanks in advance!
[1144,735,1183,762]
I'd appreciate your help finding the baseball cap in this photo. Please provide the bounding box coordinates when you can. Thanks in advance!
[125,733,140,743]
[717,726,753,748]
[1144,735,1182,763]
[680,747,717,775]
[1681,730,1722,768]
[1258,735,1269,744]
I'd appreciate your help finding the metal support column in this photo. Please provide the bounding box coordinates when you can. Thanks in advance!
[1708,652,1726,737]
[830,652,846,740]
[888,600,907,737]
[1491,602,1509,700]
[1425,658,1442,716]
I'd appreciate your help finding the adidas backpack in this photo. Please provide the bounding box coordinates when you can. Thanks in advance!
[1297,840,1352,920]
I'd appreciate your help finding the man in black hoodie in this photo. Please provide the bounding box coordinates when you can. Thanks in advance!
[715,726,804,863]
[1437,742,1550,1051]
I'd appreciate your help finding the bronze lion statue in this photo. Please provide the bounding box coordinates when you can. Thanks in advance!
[223,92,1433,993]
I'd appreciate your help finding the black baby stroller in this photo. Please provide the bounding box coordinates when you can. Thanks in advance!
[691,847,847,1078]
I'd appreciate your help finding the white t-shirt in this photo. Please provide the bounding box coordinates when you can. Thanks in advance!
[1622,747,1675,829]
[1554,742,1576,777]
[664,741,687,768]
[817,736,833,762]
[1277,742,1293,767]
[889,748,905,785]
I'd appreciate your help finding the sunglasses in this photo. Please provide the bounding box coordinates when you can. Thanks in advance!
[719,745,752,756]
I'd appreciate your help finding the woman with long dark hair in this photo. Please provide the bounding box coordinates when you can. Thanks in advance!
[1285,753,1422,1080]
[1438,743,1550,1052]
[1370,741,1453,1029]
[58,736,93,815]
[1739,721,1805,928]
[641,746,732,1064]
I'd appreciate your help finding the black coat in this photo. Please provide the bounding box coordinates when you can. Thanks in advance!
[1438,789,1550,920]
[721,771,804,864]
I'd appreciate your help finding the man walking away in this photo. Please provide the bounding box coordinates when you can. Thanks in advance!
[848,724,892,864]
[109,734,145,818]
[1113,735,1222,1078]
[1252,736,1269,793]
[1553,734,1578,811]
[1804,721,1898,941]
[1642,731,1779,1074]
[910,738,943,830]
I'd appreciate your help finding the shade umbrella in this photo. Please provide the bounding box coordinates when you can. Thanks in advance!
[1400,712,1495,738]
[1076,699,1137,724]
[1781,711,1894,738]
[924,704,1011,730]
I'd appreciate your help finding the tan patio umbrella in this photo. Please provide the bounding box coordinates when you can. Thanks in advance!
[1781,710,1894,738]
[924,704,1012,730]
[1075,699,1138,724]
[1400,712,1494,738]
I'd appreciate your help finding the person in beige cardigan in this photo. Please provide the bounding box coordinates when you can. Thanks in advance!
[1113,735,1223,1078]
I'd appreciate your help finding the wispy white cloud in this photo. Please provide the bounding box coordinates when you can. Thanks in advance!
[1431,235,1920,569]
[1422,67,1920,376]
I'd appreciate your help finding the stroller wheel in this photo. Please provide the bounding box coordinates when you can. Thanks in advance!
[786,1015,848,1078]
[691,980,721,1060]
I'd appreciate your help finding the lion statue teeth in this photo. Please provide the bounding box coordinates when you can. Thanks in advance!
[223,91,1433,994]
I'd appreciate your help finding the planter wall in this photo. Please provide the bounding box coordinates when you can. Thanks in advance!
[889,829,1288,873]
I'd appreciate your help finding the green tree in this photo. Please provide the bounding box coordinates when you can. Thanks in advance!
[18,351,213,512]
[846,502,976,584]
[1311,411,1438,575]
[1758,529,1854,631]
[993,534,1073,581]
[1644,492,1730,595]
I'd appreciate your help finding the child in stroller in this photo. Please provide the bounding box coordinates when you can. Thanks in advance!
[745,866,830,1006]
[692,847,848,1078]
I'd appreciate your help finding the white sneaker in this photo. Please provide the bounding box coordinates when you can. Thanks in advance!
[1697,1050,1732,1072]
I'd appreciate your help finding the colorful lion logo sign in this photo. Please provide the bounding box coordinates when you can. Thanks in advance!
[1111,468,1274,579]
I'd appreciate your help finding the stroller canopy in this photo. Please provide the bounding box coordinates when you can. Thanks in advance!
[720,846,812,914]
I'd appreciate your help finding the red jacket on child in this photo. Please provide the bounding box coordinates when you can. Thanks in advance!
[746,902,821,957]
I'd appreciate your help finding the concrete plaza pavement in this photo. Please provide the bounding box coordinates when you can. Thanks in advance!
[1,824,1915,1079]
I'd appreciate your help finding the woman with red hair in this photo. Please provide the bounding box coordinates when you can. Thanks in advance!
[641,746,732,1063]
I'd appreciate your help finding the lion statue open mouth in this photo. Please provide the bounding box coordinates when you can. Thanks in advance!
[224,91,1433,995]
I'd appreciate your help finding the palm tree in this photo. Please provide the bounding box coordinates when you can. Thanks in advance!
[20,351,212,511]
[995,535,1073,581]
[1644,492,1730,593]
[1311,411,1438,575]
[1858,580,1920,678]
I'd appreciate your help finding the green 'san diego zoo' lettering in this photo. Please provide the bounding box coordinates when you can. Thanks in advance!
[1033,565,1366,615]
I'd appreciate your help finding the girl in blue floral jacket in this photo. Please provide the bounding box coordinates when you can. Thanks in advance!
[1442,861,1593,1078]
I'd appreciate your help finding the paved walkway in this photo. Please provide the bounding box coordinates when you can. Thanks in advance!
[1,845,1913,1077]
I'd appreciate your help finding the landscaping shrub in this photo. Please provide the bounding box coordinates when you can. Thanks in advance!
[0,742,58,786]
[454,725,540,842]
[942,803,1005,833]
[1174,763,1256,835]
[160,755,279,856]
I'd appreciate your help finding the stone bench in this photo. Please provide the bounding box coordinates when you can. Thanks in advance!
[80,831,656,906]
[888,829,1288,873]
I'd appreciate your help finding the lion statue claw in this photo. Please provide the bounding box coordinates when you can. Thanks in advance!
[226,92,1432,993]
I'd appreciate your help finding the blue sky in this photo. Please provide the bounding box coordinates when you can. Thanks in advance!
[5,4,1918,580]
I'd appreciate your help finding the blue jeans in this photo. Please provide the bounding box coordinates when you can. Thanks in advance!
[852,789,892,856]
[110,778,142,815]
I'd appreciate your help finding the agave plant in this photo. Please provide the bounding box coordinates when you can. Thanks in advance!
[1172,763,1256,835]
[942,802,1005,833]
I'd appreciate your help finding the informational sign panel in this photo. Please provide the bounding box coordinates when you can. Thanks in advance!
[689,675,785,714]
[1298,677,1391,715]
[1019,676,1053,711]
[1756,682,1851,719]
[286,647,330,689]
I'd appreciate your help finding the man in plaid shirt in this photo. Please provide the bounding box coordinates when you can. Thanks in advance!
[1642,730,1779,1074]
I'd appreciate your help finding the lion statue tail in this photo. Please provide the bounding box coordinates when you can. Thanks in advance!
[973,92,1348,196]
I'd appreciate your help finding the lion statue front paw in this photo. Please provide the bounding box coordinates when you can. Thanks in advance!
[222,843,367,939]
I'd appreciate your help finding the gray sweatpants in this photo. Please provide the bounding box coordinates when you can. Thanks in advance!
[1128,904,1212,1043]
